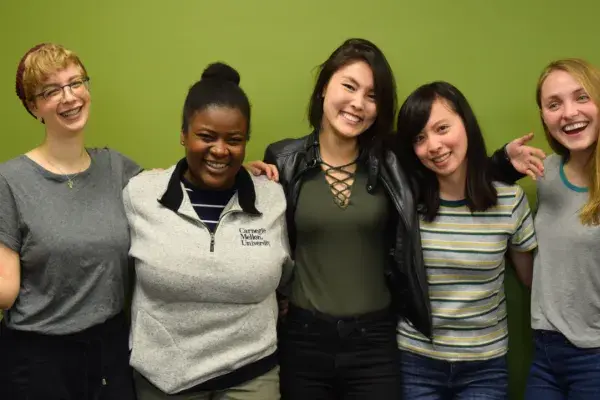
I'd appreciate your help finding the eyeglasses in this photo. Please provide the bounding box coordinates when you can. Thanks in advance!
[35,77,90,102]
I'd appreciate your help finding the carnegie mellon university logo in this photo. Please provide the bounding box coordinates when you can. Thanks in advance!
[239,228,270,247]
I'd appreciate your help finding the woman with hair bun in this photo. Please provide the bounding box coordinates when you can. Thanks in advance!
[124,62,292,400]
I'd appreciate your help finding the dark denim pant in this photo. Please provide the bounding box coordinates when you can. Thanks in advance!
[399,350,508,399]
[525,330,600,400]
[0,312,136,400]
[278,304,400,400]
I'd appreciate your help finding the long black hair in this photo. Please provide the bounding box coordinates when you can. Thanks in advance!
[396,81,497,221]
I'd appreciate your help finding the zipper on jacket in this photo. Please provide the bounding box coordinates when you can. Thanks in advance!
[380,177,433,327]
[207,210,237,253]
[210,232,215,252]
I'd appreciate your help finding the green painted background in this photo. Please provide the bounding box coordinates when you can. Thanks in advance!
[1,1,599,398]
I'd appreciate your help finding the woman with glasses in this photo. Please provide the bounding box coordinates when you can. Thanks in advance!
[0,43,140,400]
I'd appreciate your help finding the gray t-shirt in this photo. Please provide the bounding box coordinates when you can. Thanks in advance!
[0,148,142,334]
[531,154,600,348]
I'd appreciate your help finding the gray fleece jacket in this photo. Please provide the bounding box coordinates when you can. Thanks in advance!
[123,162,292,394]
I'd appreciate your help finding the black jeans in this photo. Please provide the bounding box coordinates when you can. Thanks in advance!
[279,304,400,400]
[0,312,136,400]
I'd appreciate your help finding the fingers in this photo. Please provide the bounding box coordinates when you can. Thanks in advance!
[523,151,544,180]
[244,161,268,176]
[270,166,280,182]
[245,165,261,176]
[243,161,279,181]
[266,166,275,180]
[528,157,545,177]
[506,134,531,159]
[522,145,546,178]
[528,147,547,161]
[527,165,543,179]
[263,165,278,181]
[516,132,535,145]
[259,163,279,182]
[253,161,268,172]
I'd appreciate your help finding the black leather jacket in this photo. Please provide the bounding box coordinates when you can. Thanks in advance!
[264,131,521,337]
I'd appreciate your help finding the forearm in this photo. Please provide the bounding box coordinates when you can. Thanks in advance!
[0,246,21,310]
[0,275,19,310]
[508,248,534,288]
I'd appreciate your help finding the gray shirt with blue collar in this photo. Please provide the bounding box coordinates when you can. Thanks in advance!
[123,159,293,394]
[531,154,600,348]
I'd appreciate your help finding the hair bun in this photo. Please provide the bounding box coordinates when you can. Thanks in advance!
[201,62,240,85]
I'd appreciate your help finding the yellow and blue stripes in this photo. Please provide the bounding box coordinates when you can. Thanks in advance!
[397,183,537,361]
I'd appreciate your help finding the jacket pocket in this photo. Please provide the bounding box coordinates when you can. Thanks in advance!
[129,309,184,391]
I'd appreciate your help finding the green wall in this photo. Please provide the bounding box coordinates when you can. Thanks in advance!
[1,1,599,398]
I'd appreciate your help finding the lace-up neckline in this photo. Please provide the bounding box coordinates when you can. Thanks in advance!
[320,158,358,209]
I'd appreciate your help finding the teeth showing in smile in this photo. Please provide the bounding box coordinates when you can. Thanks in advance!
[563,121,588,132]
[431,153,450,164]
[59,107,81,118]
[341,111,362,123]
[205,160,228,169]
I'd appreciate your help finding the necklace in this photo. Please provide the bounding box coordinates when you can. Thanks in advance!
[43,151,88,189]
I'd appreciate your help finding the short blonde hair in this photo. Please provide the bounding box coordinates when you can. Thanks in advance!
[15,43,88,117]
[535,58,600,225]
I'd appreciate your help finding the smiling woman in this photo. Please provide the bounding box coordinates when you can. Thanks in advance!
[16,43,90,127]
[524,59,600,400]
[123,62,292,399]
[179,63,251,191]
[0,43,141,399]
[181,106,247,190]
[243,38,547,400]
[395,81,537,400]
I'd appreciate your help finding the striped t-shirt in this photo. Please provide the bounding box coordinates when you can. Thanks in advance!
[397,182,537,361]
[182,177,236,232]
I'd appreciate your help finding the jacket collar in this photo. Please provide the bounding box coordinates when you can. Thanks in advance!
[301,130,320,168]
[158,157,261,215]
